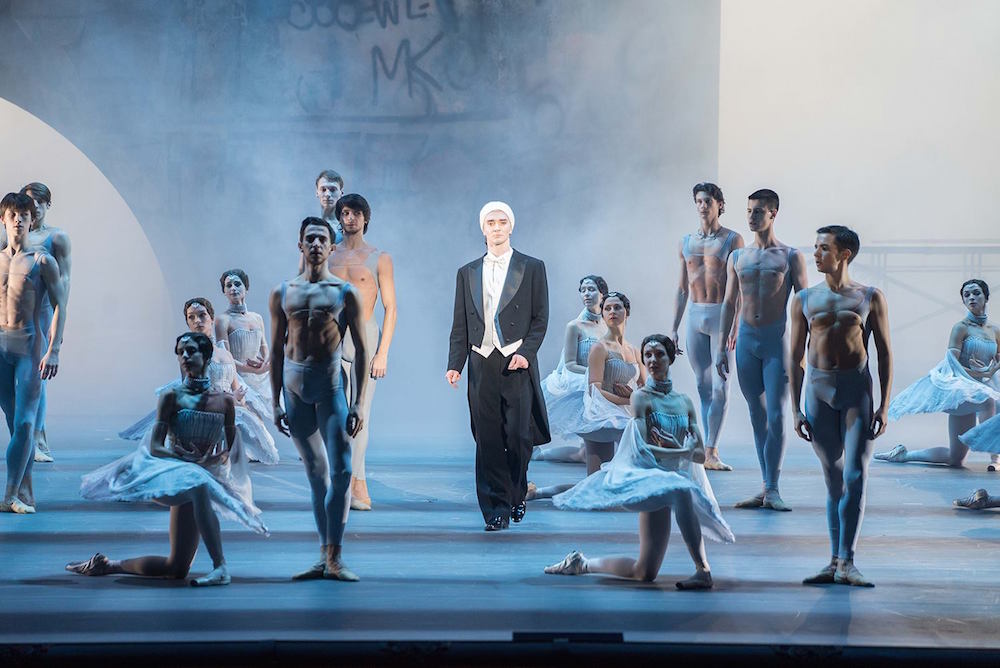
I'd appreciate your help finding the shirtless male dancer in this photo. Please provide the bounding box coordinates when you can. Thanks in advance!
[21,183,71,463]
[270,216,368,580]
[327,194,397,511]
[716,189,807,511]
[0,193,67,513]
[672,182,743,471]
[790,226,892,586]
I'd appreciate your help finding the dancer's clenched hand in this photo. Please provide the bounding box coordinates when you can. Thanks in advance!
[273,405,290,436]
[39,350,59,380]
[794,411,813,442]
[445,370,461,387]
[507,354,529,371]
[870,407,888,439]
[715,351,729,380]
[346,408,364,437]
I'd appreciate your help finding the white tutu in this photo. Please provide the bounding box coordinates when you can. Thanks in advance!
[889,352,1000,420]
[562,383,631,442]
[959,414,1000,453]
[239,371,273,417]
[553,419,734,543]
[541,359,589,438]
[81,429,267,535]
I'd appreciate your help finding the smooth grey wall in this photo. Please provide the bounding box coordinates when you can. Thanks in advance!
[0,0,720,445]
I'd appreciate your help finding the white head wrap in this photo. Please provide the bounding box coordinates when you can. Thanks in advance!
[479,201,515,233]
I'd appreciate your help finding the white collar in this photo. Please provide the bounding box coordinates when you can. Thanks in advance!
[484,248,514,263]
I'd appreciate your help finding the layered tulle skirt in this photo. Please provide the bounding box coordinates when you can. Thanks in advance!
[541,361,589,439]
[80,433,268,535]
[959,413,1000,453]
[549,384,632,442]
[888,352,1000,420]
[553,420,735,543]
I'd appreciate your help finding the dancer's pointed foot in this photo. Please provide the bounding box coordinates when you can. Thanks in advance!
[763,490,792,511]
[0,497,35,514]
[834,560,874,587]
[323,560,360,582]
[33,447,53,463]
[66,553,112,576]
[704,457,733,471]
[676,569,713,590]
[874,444,907,463]
[544,550,587,575]
[525,482,538,501]
[350,476,372,511]
[954,488,990,510]
[191,564,230,587]
[802,562,837,585]
[734,492,764,509]
[291,560,326,581]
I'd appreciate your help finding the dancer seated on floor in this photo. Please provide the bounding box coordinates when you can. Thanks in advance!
[120,297,279,464]
[955,488,1000,509]
[67,332,267,586]
[215,268,273,417]
[544,334,733,589]
[528,291,643,500]
[875,279,1000,471]
[533,274,609,463]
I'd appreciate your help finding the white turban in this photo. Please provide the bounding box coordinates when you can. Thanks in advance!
[479,201,515,233]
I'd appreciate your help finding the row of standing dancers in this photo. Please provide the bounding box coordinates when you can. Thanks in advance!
[3,179,998,590]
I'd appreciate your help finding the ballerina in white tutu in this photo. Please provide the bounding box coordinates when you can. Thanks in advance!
[544,334,733,589]
[875,279,1000,470]
[119,298,279,464]
[215,268,272,415]
[528,291,643,500]
[67,332,267,587]
[532,274,608,463]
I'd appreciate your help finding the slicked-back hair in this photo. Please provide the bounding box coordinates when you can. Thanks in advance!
[315,169,344,188]
[816,225,860,264]
[579,275,609,297]
[20,182,52,205]
[0,192,36,220]
[601,291,631,316]
[961,278,990,302]
[220,268,250,291]
[335,193,371,233]
[299,216,335,242]
[183,297,215,320]
[748,188,779,212]
[641,333,682,364]
[692,182,725,215]
[175,331,215,362]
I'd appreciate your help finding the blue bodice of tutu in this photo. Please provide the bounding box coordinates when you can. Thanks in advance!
[649,411,689,442]
[168,408,226,450]
[228,328,262,362]
[602,351,638,391]
[208,358,237,392]
[576,336,597,366]
[960,335,997,369]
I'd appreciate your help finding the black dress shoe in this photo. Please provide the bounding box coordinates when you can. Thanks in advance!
[485,516,507,531]
[511,502,526,523]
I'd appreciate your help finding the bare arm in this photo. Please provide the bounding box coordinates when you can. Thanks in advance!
[344,286,368,436]
[715,252,740,378]
[371,252,396,379]
[49,232,72,342]
[671,240,688,344]
[256,312,270,367]
[268,286,289,435]
[148,392,176,459]
[788,248,809,294]
[869,289,893,438]
[39,255,67,379]
[562,322,586,374]
[788,292,812,441]
[589,343,629,406]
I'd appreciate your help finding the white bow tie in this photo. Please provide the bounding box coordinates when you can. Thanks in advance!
[484,254,508,267]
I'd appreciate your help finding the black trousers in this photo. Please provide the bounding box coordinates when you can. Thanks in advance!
[467,350,533,521]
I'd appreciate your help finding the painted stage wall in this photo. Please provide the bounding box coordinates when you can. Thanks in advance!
[0,1,721,445]
[719,0,1000,445]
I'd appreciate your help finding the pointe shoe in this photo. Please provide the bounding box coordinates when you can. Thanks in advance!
[544,550,587,575]
[734,493,764,509]
[191,564,231,586]
[676,569,713,590]
[763,490,792,512]
[834,561,874,587]
[954,488,990,510]
[988,460,999,473]
[802,563,837,585]
[0,498,35,514]
[66,553,112,576]
[874,444,907,463]
[350,477,372,511]
[34,446,53,463]
[525,481,538,501]
[291,560,326,581]
[323,560,360,582]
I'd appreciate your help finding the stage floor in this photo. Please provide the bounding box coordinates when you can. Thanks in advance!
[3,418,1000,653]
